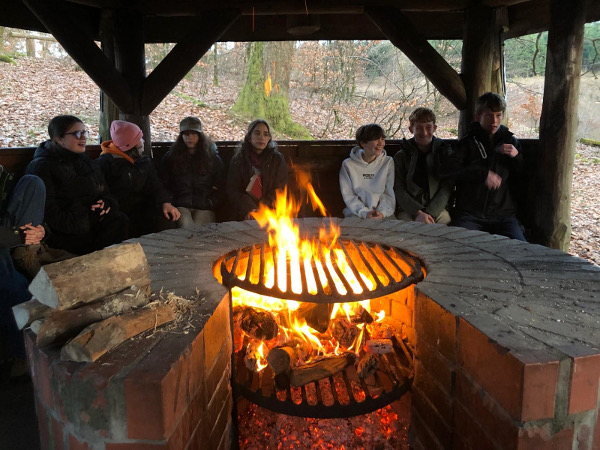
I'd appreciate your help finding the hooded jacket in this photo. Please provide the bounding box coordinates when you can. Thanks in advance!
[339,146,395,218]
[226,144,287,221]
[393,137,454,219]
[97,141,171,214]
[442,122,524,218]
[25,140,117,236]
[160,144,225,211]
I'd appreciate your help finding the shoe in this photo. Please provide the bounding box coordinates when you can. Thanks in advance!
[38,243,76,265]
[11,244,41,280]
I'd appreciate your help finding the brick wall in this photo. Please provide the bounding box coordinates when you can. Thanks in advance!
[26,295,233,449]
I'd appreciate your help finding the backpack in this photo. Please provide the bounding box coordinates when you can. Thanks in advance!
[0,165,18,214]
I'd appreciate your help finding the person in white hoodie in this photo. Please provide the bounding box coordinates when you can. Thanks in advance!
[339,123,395,219]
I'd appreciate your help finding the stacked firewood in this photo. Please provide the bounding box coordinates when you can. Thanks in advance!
[12,243,176,363]
[234,301,406,387]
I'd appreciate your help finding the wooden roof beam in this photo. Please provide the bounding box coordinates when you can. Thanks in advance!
[141,9,239,114]
[22,0,133,112]
[365,5,467,110]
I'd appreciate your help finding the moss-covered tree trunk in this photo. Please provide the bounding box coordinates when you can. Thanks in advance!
[233,41,311,138]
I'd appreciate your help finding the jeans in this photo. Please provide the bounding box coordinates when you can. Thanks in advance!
[0,175,46,359]
[450,211,526,241]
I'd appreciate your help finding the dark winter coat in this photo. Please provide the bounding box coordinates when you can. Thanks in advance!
[226,145,288,220]
[441,123,524,218]
[393,137,454,218]
[96,152,171,215]
[160,145,225,211]
[25,140,117,236]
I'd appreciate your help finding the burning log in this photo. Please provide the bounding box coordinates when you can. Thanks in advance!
[368,321,394,339]
[60,302,175,363]
[267,345,298,374]
[296,302,332,333]
[331,317,360,349]
[235,306,279,341]
[244,340,266,372]
[364,339,393,354]
[356,353,379,378]
[289,354,355,387]
[36,285,150,347]
[350,306,374,325]
[29,243,150,310]
[12,298,52,330]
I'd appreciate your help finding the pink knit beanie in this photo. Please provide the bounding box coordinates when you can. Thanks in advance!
[110,120,143,151]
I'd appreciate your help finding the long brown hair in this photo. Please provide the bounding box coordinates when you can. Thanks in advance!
[169,131,216,174]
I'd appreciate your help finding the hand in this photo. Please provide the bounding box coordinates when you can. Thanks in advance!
[20,223,45,245]
[485,171,502,190]
[495,144,518,158]
[162,203,181,221]
[245,209,258,220]
[415,210,435,224]
[91,199,110,216]
[366,208,384,219]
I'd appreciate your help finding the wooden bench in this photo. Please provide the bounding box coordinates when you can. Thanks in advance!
[0,139,540,229]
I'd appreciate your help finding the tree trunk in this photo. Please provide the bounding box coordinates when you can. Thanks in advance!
[29,243,150,310]
[534,0,586,250]
[213,43,219,87]
[26,38,35,57]
[233,41,311,138]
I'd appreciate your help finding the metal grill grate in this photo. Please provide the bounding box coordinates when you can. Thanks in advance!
[219,239,423,303]
[234,336,414,418]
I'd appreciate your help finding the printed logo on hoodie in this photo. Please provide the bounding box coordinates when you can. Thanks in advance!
[363,173,375,179]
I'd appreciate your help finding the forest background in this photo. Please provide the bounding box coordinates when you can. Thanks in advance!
[0,24,599,264]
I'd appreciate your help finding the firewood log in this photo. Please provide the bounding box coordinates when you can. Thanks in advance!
[30,243,150,310]
[296,302,332,333]
[60,302,175,363]
[30,319,43,335]
[267,345,298,374]
[350,306,374,324]
[364,339,393,354]
[36,285,150,347]
[12,298,52,330]
[244,340,266,372]
[238,306,278,340]
[356,353,379,378]
[289,354,355,387]
[368,321,394,339]
[331,317,359,349]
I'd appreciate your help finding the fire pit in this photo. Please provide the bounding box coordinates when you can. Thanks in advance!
[25,217,600,449]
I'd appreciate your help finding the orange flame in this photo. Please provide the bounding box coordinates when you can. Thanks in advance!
[264,74,272,97]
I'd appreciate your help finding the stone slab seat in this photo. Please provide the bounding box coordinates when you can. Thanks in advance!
[25,218,600,449]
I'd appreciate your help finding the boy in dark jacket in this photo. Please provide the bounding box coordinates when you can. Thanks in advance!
[443,92,526,241]
[394,107,453,224]
[98,120,180,237]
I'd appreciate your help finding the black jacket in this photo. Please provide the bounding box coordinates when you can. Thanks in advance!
[160,146,225,211]
[442,123,524,218]
[226,145,288,220]
[393,137,454,218]
[25,141,117,236]
[96,153,170,214]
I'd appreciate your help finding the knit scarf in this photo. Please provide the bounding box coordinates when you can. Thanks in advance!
[100,141,134,164]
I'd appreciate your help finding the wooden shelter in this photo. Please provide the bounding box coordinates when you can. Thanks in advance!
[1,0,599,249]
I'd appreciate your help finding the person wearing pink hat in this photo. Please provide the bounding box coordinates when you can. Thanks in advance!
[98,120,180,237]
[160,116,224,226]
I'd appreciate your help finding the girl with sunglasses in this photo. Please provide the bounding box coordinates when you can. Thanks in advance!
[25,115,128,255]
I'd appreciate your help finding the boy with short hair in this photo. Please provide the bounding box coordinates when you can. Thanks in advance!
[394,107,453,224]
[443,92,526,241]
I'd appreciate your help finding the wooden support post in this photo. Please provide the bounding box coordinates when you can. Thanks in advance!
[534,0,586,250]
[364,6,466,111]
[141,10,239,114]
[99,8,119,143]
[459,4,503,137]
[22,0,133,113]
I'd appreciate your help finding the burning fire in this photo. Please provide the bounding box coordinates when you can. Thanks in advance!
[232,174,389,372]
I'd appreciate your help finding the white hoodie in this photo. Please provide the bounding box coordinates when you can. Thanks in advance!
[339,146,396,218]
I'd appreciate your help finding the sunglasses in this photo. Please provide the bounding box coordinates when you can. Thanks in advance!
[63,130,90,139]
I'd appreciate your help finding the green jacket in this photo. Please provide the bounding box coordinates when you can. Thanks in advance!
[393,137,454,218]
